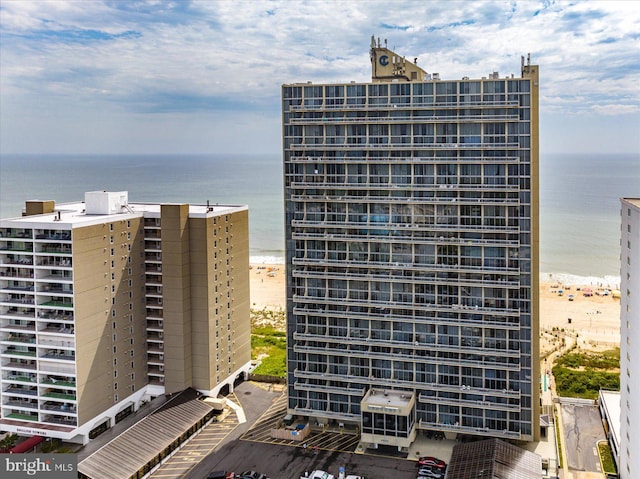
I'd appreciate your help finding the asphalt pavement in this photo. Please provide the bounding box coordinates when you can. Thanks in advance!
[185,381,424,479]
[560,401,606,473]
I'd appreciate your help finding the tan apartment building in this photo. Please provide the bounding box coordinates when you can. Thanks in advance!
[0,191,251,444]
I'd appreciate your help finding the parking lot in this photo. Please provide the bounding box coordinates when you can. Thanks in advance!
[182,382,437,479]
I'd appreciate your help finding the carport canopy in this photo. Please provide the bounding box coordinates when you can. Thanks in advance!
[446,438,542,479]
[78,389,214,479]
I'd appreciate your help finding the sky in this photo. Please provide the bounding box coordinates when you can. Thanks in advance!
[1,0,639,156]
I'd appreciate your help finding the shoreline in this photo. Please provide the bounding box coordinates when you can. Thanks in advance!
[249,263,621,351]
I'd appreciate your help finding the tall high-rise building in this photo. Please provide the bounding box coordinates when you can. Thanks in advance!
[620,198,640,479]
[0,191,251,444]
[283,38,540,447]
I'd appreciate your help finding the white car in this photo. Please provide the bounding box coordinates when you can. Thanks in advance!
[301,471,335,479]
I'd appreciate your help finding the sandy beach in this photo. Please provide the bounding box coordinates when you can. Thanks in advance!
[249,263,621,350]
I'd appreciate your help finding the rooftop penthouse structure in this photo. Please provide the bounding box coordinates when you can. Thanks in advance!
[0,191,251,444]
[282,37,540,446]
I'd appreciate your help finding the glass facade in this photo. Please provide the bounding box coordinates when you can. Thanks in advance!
[283,68,538,441]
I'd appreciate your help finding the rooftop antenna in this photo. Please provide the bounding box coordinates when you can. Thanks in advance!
[384,38,388,48]
[527,53,531,65]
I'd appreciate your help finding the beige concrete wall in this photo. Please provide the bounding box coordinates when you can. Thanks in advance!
[74,216,147,426]
[188,217,212,390]
[161,204,193,394]
[189,209,251,392]
[24,200,55,216]
[225,210,251,381]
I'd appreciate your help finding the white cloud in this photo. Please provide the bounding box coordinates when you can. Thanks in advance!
[0,0,639,154]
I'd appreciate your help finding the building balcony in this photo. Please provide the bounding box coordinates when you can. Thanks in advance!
[0,294,35,306]
[40,401,77,414]
[38,337,75,349]
[287,155,520,164]
[288,142,520,151]
[35,257,72,268]
[144,253,162,263]
[0,242,33,253]
[1,333,36,345]
[37,362,75,375]
[38,298,73,309]
[145,286,163,296]
[0,281,35,293]
[40,376,76,388]
[146,319,163,331]
[37,310,73,321]
[4,385,38,396]
[36,245,72,255]
[2,359,37,371]
[35,230,71,241]
[0,267,34,279]
[417,393,520,412]
[2,346,37,357]
[35,270,73,282]
[288,99,520,111]
[4,399,39,410]
[417,418,521,439]
[37,285,73,295]
[0,254,34,267]
[288,113,520,125]
[1,308,36,321]
[0,229,33,240]
[293,381,365,396]
[39,349,75,361]
[41,389,77,401]
[3,372,37,383]
[3,410,39,422]
[291,267,520,289]
[291,257,520,275]
[291,292,520,316]
[292,338,520,363]
[41,414,77,426]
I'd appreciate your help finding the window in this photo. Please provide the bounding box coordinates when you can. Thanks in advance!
[114,394,118,403]
[110,236,114,244]
[110,224,114,231]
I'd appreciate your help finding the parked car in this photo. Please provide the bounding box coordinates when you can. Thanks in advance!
[417,469,444,479]
[418,457,446,469]
[207,472,235,479]
[300,471,335,479]
[239,471,268,479]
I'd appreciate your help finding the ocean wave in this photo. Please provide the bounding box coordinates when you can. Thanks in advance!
[250,255,285,265]
[541,272,620,289]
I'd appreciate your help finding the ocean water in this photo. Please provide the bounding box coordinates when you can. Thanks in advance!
[1,153,638,281]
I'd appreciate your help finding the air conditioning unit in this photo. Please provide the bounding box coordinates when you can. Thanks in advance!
[159,365,164,372]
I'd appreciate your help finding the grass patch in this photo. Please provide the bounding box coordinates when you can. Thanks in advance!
[555,348,620,370]
[250,308,287,378]
[598,441,617,475]
[552,348,620,400]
